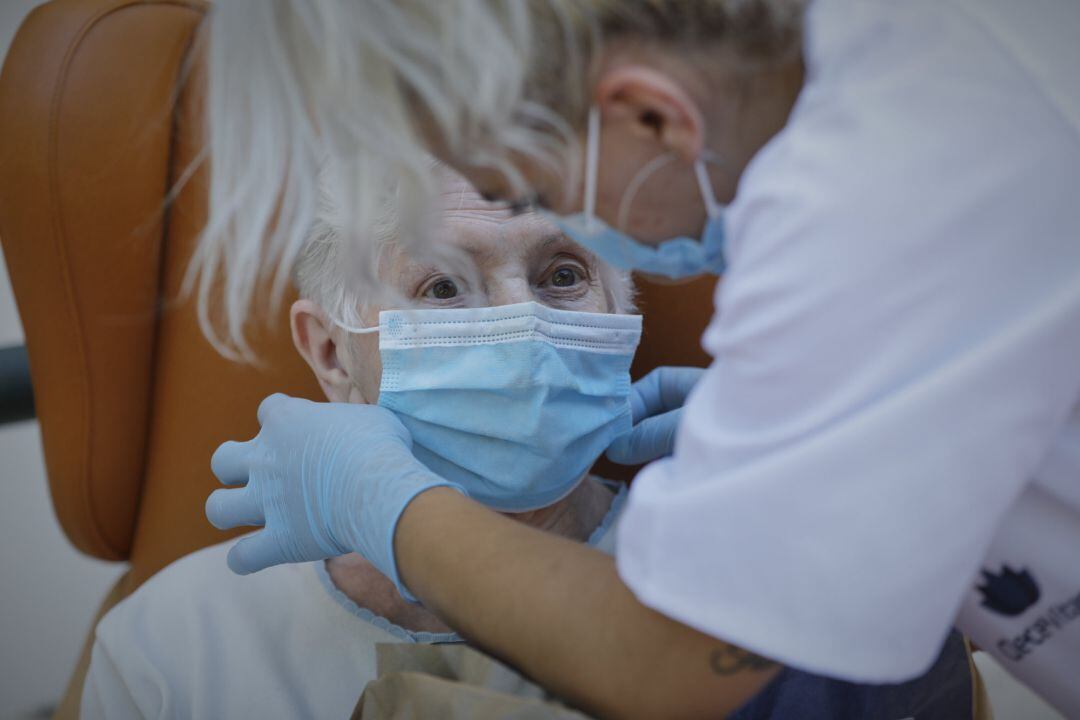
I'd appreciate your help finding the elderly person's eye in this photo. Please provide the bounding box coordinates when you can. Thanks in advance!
[425,277,460,300]
[542,261,587,291]
[551,267,580,287]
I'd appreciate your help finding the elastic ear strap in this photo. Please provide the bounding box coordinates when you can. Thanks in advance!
[332,318,380,334]
[617,152,676,232]
[584,106,601,231]
[694,158,722,219]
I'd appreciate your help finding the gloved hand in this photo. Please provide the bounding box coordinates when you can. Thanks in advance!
[606,366,706,465]
[205,394,463,593]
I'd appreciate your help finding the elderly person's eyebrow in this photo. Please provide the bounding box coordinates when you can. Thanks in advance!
[517,232,568,260]
[532,232,595,261]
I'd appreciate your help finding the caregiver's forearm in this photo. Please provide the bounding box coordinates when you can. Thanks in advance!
[395,487,780,720]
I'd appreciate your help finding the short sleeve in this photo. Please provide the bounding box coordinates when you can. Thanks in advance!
[616,0,1080,682]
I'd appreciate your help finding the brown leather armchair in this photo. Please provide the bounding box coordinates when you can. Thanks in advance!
[0,1,716,716]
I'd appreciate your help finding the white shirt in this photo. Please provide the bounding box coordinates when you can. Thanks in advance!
[81,484,627,719]
[616,0,1080,716]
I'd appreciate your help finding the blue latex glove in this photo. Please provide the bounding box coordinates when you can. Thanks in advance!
[205,394,463,592]
[606,366,706,465]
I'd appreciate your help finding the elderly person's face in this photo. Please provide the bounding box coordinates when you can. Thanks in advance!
[291,175,614,405]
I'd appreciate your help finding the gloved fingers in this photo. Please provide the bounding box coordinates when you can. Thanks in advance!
[211,440,256,486]
[606,408,682,465]
[205,487,265,530]
[631,366,706,422]
[257,392,293,425]
[226,530,284,575]
[362,404,414,447]
[656,366,707,408]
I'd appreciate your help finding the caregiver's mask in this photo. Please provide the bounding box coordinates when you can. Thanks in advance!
[338,301,642,511]
[543,106,727,280]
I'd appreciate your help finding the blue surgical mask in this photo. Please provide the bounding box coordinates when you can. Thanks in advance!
[337,302,642,511]
[542,106,727,280]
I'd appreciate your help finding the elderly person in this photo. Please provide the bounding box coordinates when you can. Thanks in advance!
[80,170,636,719]
[82,171,972,719]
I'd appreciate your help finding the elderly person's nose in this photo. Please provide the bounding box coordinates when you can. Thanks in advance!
[487,276,534,307]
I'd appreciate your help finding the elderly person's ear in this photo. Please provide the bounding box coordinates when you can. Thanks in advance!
[290,299,364,404]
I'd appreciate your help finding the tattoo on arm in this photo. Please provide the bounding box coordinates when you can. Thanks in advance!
[709,644,777,676]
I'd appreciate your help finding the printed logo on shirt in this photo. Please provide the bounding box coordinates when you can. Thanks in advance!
[977,565,1040,617]
[994,587,1080,663]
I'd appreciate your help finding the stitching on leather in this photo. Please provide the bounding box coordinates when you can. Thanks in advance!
[48,0,208,558]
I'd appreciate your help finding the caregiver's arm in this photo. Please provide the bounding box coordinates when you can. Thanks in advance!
[207,396,777,718]
[396,487,779,720]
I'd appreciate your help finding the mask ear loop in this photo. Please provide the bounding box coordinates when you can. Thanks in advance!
[616,150,725,233]
[616,152,677,233]
[332,318,380,334]
[583,106,601,233]
[694,157,723,220]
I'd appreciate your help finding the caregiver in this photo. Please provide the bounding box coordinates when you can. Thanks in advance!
[200,1,1080,717]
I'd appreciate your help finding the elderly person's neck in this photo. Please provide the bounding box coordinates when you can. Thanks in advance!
[325,475,615,634]
[503,474,614,540]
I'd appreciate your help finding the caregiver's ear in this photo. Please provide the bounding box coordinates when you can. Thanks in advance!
[594,65,706,161]
[290,299,360,404]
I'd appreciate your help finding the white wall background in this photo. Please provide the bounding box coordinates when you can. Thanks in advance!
[0,5,126,719]
[0,2,1067,720]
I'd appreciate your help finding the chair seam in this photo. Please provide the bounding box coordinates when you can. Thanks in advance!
[47,0,208,558]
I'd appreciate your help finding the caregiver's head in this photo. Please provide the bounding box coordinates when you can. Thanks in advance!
[196,0,803,354]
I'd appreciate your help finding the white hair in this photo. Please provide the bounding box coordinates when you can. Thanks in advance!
[193,0,802,358]
[190,0,571,359]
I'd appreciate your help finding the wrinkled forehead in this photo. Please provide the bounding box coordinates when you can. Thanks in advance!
[391,170,564,270]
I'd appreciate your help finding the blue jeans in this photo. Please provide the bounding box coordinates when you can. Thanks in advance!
[730,631,972,720]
